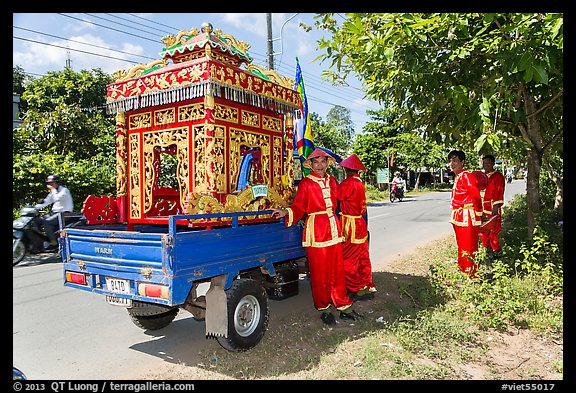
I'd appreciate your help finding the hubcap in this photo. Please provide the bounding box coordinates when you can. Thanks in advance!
[234,295,260,337]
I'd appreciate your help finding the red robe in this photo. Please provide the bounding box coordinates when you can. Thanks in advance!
[285,172,352,311]
[450,169,483,277]
[480,170,505,252]
[337,174,376,294]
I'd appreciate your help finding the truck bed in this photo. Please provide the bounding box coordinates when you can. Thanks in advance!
[61,211,305,306]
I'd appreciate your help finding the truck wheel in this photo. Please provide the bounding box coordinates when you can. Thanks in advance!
[216,278,269,352]
[13,237,26,266]
[127,300,179,330]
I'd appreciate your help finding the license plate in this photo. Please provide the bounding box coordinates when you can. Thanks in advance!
[105,277,131,294]
[106,295,132,307]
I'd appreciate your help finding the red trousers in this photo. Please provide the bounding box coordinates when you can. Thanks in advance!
[479,215,502,252]
[342,241,376,293]
[452,224,480,277]
[306,244,353,311]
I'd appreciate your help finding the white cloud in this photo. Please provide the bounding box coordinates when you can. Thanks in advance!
[220,13,267,37]
[13,33,146,75]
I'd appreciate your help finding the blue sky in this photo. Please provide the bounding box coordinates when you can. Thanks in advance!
[13,12,381,132]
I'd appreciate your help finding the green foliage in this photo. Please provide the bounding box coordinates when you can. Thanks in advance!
[13,68,117,214]
[427,188,562,337]
[13,152,115,213]
[313,13,563,235]
[309,106,355,157]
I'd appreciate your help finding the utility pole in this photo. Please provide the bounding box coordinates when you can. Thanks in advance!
[65,45,72,70]
[266,13,274,70]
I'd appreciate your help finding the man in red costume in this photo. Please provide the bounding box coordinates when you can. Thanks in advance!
[337,153,376,301]
[448,150,483,278]
[479,154,505,259]
[271,148,360,325]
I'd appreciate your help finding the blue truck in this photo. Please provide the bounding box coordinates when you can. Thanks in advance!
[61,211,305,352]
[60,22,311,352]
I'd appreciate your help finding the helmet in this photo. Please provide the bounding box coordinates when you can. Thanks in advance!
[46,175,61,184]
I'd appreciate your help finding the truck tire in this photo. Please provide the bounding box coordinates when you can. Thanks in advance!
[216,278,269,352]
[127,300,179,330]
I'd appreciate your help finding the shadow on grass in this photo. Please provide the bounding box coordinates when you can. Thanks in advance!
[129,269,447,379]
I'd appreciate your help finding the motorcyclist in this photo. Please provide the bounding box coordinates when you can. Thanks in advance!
[391,172,405,195]
[34,175,74,250]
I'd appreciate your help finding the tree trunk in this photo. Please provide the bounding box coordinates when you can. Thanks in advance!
[525,148,541,237]
[522,86,544,239]
[544,159,563,212]
[414,169,422,191]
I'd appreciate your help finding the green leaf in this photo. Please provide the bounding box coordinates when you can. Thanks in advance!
[531,64,548,85]
[480,98,491,118]
[517,52,532,72]
[474,134,488,152]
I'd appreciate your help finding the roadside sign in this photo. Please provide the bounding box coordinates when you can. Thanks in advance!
[377,168,389,184]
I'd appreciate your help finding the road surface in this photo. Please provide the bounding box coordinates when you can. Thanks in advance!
[12,180,526,379]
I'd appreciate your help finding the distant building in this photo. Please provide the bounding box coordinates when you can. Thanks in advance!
[13,94,23,129]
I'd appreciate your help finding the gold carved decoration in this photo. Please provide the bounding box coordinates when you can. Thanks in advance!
[115,112,127,196]
[142,128,189,213]
[273,136,283,187]
[214,103,238,123]
[112,59,167,83]
[192,124,227,195]
[129,134,141,219]
[245,63,295,89]
[184,185,288,222]
[161,28,200,48]
[262,115,282,133]
[192,125,208,193]
[154,108,175,125]
[219,33,251,56]
[241,110,260,127]
[179,103,205,122]
[129,112,152,129]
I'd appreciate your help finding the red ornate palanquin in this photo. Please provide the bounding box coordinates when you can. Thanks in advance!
[85,22,300,227]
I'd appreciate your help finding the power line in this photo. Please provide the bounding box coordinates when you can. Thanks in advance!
[13,36,143,65]
[14,13,380,125]
[13,26,157,62]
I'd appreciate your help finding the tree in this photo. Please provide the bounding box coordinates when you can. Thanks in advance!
[13,68,116,211]
[310,106,355,157]
[19,68,114,157]
[313,13,563,237]
[13,66,32,96]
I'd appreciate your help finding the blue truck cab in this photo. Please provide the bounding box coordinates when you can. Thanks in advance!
[61,22,309,352]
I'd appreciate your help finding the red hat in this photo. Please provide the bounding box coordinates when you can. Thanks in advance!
[471,170,488,190]
[339,153,366,171]
[302,148,336,168]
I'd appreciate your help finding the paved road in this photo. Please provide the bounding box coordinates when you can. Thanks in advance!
[13,180,526,379]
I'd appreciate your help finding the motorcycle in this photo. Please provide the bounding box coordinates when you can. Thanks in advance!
[13,205,85,266]
[389,183,405,203]
[507,173,513,183]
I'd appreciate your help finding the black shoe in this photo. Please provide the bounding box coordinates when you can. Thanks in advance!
[321,312,336,325]
[355,293,374,302]
[340,310,362,321]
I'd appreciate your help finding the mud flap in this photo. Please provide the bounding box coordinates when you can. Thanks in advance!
[205,275,228,338]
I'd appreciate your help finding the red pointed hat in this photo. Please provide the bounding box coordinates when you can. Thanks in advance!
[303,148,336,168]
[471,170,488,190]
[339,153,366,171]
